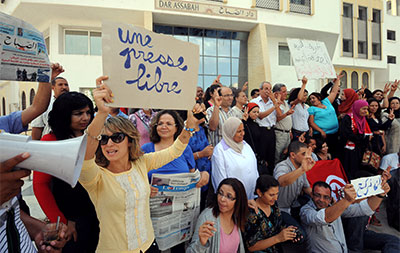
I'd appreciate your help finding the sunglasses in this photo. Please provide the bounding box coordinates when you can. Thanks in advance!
[100,132,128,145]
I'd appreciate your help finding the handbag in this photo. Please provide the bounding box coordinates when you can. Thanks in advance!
[361,150,381,170]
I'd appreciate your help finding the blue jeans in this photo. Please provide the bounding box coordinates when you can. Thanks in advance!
[343,216,400,253]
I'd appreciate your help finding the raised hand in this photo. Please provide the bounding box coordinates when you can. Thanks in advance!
[241,81,248,92]
[301,76,308,85]
[298,132,306,143]
[391,80,399,92]
[198,221,217,246]
[343,184,357,203]
[301,148,316,172]
[388,109,395,120]
[93,76,113,114]
[50,63,65,81]
[242,106,249,121]
[286,105,295,116]
[383,82,391,95]
[212,75,222,86]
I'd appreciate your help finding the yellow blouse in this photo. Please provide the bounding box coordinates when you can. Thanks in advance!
[79,139,187,253]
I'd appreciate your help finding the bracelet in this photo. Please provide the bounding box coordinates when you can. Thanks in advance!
[376,194,386,199]
[84,129,102,141]
[183,121,195,136]
[196,152,200,159]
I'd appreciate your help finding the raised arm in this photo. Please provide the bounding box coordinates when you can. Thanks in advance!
[327,72,344,104]
[21,63,64,127]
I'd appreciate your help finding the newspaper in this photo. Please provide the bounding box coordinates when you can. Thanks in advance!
[0,11,51,82]
[150,170,201,250]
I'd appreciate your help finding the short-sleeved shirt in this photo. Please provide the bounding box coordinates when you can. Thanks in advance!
[31,96,55,137]
[275,100,292,131]
[292,103,309,132]
[307,98,339,134]
[142,142,195,182]
[273,157,310,211]
[250,96,276,128]
[380,153,399,171]
[0,111,27,134]
[205,106,236,146]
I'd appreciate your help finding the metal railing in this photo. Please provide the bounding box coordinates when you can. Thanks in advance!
[256,0,280,11]
[290,0,311,15]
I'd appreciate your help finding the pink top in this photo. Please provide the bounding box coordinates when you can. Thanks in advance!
[219,224,239,253]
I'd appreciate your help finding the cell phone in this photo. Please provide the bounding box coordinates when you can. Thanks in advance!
[194,112,206,120]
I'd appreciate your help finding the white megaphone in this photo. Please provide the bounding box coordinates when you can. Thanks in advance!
[0,132,87,187]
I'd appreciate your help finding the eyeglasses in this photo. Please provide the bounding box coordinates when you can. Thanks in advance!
[100,132,127,145]
[221,94,234,98]
[217,191,236,201]
[156,122,176,128]
[313,193,331,201]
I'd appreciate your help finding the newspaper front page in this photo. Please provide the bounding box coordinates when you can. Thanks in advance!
[150,170,201,250]
[0,12,51,82]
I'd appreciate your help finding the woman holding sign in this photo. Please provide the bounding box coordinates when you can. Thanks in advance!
[79,76,202,252]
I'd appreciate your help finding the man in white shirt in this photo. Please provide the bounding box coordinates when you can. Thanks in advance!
[251,81,279,174]
[31,77,69,140]
[273,83,294,164]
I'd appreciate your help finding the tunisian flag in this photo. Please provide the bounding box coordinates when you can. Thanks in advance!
[306,159,349,201]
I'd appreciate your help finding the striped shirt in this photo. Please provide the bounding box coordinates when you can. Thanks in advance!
[206,106,237,147]
[0,197,37,252]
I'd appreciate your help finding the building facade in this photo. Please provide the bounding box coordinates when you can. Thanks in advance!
[0,0,398,115]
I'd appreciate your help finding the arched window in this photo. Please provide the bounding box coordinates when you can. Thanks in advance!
[351,71,359,90]
[362,72,369,89]
[30,88,35,105]
[2,97,6,115]
[21,91,26,110]
[340,71,348,88]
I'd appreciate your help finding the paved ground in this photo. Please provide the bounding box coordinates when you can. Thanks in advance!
[22,177,399,252]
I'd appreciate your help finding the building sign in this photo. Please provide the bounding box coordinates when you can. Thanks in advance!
[155,0,257,20]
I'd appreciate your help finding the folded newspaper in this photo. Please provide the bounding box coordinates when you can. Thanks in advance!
[150,170,201,250]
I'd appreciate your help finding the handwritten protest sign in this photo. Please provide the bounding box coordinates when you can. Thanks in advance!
[287,38,336,80]
[102,21,199,110]
[0,12,51,82]
[351,175,384,200]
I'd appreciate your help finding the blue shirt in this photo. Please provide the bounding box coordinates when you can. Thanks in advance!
[188,126,211,191]
[0,111,27,134]
[142,142,195,182]
[308,98,339,134]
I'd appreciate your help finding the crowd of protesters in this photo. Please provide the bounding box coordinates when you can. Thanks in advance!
[1,66,400,253]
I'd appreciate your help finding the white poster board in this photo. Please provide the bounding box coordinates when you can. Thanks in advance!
[287,38,336,80]
[351,175,384,200]
[0,12,51,82]
[102,21,199,110]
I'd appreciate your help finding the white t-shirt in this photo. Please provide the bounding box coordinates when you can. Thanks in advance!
[380,153,399,171]
[31,96,55,137]
[292,103,309,132]
[250,96,276,128]
[211,139,259,200]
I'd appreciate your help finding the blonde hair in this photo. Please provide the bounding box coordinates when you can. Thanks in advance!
[95,116,143,168]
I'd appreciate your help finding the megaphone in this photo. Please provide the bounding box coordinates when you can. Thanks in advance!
[0,132,87,187]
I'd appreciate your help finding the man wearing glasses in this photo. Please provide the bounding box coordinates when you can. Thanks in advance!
[300,181,398,253]
[206,86,236,147]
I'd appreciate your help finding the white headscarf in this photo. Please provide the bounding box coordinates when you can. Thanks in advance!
[222,117,244,154]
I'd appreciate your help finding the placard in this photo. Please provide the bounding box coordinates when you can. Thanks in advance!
[102,21,199,110]
[351,175,384,200]
[287,38,336,80]
[0,11,51,82]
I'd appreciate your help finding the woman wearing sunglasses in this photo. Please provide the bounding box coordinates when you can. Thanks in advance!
[33,92,100,252]
[187,178,248,253]
[79,76,202,253]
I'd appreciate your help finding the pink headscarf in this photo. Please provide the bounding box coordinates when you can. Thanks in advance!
[350,100,368,134]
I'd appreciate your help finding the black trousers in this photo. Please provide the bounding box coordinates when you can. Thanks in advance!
[260,127,276,175]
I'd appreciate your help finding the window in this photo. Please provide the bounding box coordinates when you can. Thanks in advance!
[21,91,26,110]
[387,1,392,13]
[278,44,292,66]
[358,6,367,20]
[372,9,381,23]
[341,71,348,88]
[358,41,367,55]
[362,72,369,88]
[29,88,35,105]
[343,39,353,54]
[290,0,311,15]
[65,30,102,55]
[343,3,353,18]
[372,43,381,59]
[256,0,280,10]
[388,55,397,64]
[351,71,359,89]
[387,30,396,41]
[154,25,248,89]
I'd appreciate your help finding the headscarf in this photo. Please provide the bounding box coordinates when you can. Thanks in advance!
[246,102,259,113]
[338,89,358,114]
[387,97,400,118]
[222,117,243,153]
[350,100,369,134]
